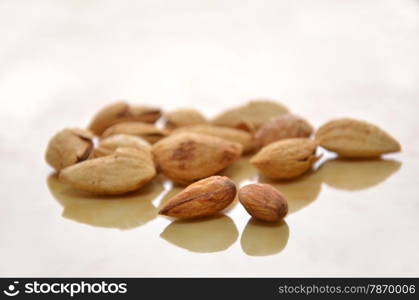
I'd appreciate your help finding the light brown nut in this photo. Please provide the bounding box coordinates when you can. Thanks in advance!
[159,176,236,219]
[250,138,320,180]
[92,134,151,158]
[239,184,288,222]
[315,118,401,158]
[255,114,313,147]
[101,122,168,144]
[88,101,162,135]
[173,124,256,153]
[59,147,156,195]
[45,128,94,171]
[212,99,289,130]
[152,132,242,184]
[165,108,207,129]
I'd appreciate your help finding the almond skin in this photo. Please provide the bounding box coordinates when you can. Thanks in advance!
[152,132,242,184]
[101,122,168,144]
[173,124,256,153]
[315,118,401,158]
[59,147,156,194]
[212,99,289,129]
[239,184,288,222]
[92,134,151,158]
[250,138,320,180]
[165,108,207,129]
[88,101,162,135]
[255,114,313,147]
[45,128,94,171]
[159,176,236,219]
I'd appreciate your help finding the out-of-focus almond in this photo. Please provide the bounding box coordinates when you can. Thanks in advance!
[255,114,313,147]
[173,124,256,153]
[159,176,236,219]
[250,138,320,180]
[212,99,289,129]
[92,134,151,158]
[239,184,288,222]
[59,147,156,194]
[165,108,207,129]
[101,122,168,144]
[88,101,161,135]
[152,132,242,184]
[315,118,401,158]
[45,128,94,171]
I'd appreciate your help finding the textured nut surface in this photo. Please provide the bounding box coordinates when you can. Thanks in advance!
[45,128,94,171]
[159,176,236,219]
[88,101,162,135]
[250,138,319,180]
[212,99,289,129]
[59,147,156,194]
[165,108,207,129]
[92,134,151,157]
[315,118,401,157]
[255,114,313,147]
[173,124,256,153]
[239,184,288,222]
[101,122,168,144]
[152,132,242,184]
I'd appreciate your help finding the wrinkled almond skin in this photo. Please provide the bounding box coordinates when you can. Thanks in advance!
[239,184,288,222]
[173,124,256,153]
[255,114,313,147]
[152,133,242,184]
[59,147,156,194]
[315,118,401,158]
[250,138,320,180]
[88,101,162,135]
[159,176,236,219]
[92,134,151,158]
[165,108,207,129]
[45,128,94,171]
[212,99,289,129]
[101,122,168,144]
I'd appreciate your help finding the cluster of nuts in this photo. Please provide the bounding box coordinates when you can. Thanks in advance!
[45,99,401,223]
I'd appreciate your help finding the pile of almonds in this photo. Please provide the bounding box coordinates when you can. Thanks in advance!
[45,99,401,223]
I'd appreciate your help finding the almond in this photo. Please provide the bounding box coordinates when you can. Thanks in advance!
[101,122,168,144]
[59,147,156,194]
[92,134,151,158]
[173,124,256,153]
[212,99,289,129]
[250,138,320,180]
[165,108,207,129]
[239,184,288,222]
[88,101,161,135]
[45,128,94,171]
[159,176,236,219]
[255,114,313,147]
[315,118,401,158]
[152,132,242,184]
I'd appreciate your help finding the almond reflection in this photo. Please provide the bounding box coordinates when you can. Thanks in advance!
[220,156,259,186]
[160,215,238,253]
[47,174,163,229]
[320,159,401,191]
[241,219,289,256]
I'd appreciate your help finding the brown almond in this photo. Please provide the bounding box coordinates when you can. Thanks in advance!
[165,108,207,129]
[159,176,236,219]
[101,122,168,144]
[45,128,94,171]
[173,124,256,153]
[92,134,151,158]
[315,118,401,158]
[255,114,313,147]
[212,99,289,129]
[152,132,242,184]
[88,101,161,135]
[59,147,156,194]
[239,184,288,222]
[250,138,320,180]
